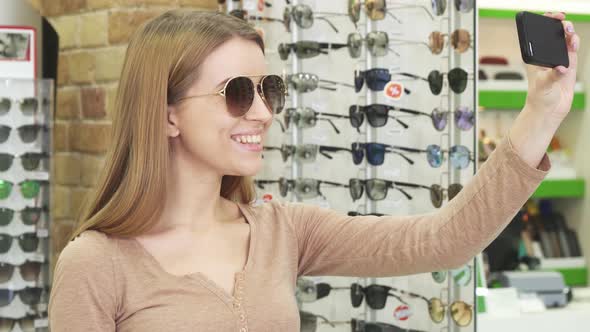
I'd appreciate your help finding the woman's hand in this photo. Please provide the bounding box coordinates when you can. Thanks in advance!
[524,12,580,122]
[509,12,580,169]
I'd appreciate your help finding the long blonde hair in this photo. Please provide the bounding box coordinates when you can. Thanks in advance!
[69,10,264,241]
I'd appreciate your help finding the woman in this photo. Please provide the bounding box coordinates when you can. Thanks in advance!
[48,10,579,332]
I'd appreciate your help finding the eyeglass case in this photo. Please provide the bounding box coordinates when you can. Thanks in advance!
[516,11,569,68]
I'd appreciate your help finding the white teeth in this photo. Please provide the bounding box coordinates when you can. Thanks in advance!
[232,134,262,144]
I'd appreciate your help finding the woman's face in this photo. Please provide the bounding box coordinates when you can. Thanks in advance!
[168,37,273,177]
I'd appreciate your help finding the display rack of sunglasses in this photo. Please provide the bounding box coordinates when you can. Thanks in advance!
[0,78,53,331]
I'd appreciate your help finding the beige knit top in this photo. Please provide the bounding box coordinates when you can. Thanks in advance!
[48,138,550,332]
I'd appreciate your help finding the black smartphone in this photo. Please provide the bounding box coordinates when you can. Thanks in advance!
[516,11,569,68]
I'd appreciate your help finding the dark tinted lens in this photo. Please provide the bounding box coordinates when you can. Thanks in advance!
[295,41,321,59]
[365,143,386,166]
[354,71,364,92]
[20,262,42,282]
[428,70,444,95]
[278,43,290,61]
[426,144,443,168]
[455,0,474,13]
[366,179,388,200]
[20,99,38,115]
[448,68,468,94]
[450,145,471,169]
[432,0,447,15]
[18,233,39,252]
[20,153,43,171]
[19,287,42,305]
[349,105,364,128]
[21,207,42,226]
[431,108,448,131]
[0,153,13,172]
[365,285,388,309]
[366,105,388,127]
[430,184,444,208]
[0,289,16,306]
[315,283,331,300]
[351,143,364,165]
[261,75,285,114]
[278,178,290,197]
[299,311,317,332]
[0,263,14,283]
[0,208,14,226]
[349,179,364,201]
[0,99,10,115]
[455,107,474,131]
[350,283,364,307]
[0,126,10,144]
[365,69,391,91]
[225,77,255,116]
[448,183,463,200]
[0,234,11,254]
[18,125,41,144]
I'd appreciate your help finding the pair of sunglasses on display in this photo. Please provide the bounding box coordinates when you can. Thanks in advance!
[0,261,42,283]
[255,178,348,200]
[283,4,346,33]
[431,265,473,286]
[263,144,352,163]
[0,153,48,172]
[0,125,47,145]
[278,41,349,61]
[286,73,354,93]
[349,105,474,132]
[0,233,40,254]
[349,178,462,208]
[0,287,44,307]
[0,207,46,226]
[405,292,473,327]
[348,0,474,25]
[356,68,471,95]
[176,75,287,117]
[282,107,349,134]
[0,98,43,116]
[353,69,413,94]
[0,180,47,200]
[0,315,40,332]
[300,310,423,332]
[296,278,349,303]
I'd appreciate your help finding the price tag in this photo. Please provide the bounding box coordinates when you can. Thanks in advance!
[34,318,49,328]
[36,228,49,238]
[384,169,401,178]
[383,81,405,101]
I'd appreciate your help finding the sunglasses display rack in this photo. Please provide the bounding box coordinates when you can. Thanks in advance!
[236,0,476,331]
[0,78,52,331]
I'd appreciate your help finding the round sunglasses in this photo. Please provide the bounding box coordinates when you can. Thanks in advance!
[426,144,473,169]
[351,142,418,166]
[0,152,48,172]
[176,75,286,117]
[428,29,472,55]
[0,179,47,200]
[0,206,45,226]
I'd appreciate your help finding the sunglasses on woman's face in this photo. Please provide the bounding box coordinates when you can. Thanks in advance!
[350,283,409,310]
[349,104,412,130]
[0,315,38,332]
[263,144,351,163]
[0,287,43,307]
[426,144,473,169]
[296,278,349,303]
[392,68,472,95]
[0,233,40,254]
[176,75,287,117]
[428,29,473,55]
[0,179,47,200]
[287,73,354,93]
[0,152,49,172]
[0,261,43,283]
[283,107,348,134]
[0,97,43,116]
[255,177,348,200]
[283,4,346,33]
[347,31,398,58]
[278,41,348,61]
[0,206,46,226]
[0,125,47,144]
[351,142,419,166]
[354,69,413,94]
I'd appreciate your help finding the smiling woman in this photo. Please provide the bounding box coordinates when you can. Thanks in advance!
[47,7,579,332]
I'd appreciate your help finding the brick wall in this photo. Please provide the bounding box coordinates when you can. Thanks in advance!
[26,0,218,266]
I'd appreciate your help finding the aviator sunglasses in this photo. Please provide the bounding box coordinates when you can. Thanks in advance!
[176,75,287,116]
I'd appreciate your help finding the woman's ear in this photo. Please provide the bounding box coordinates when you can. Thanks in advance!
[167,105,180,138]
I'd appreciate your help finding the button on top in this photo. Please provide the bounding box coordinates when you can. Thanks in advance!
[240,328,247,332]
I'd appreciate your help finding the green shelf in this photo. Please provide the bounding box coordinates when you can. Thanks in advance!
[479,8,590,23]
[542,267,588,287]
[532,179,585,199]
[479,90,586,111]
